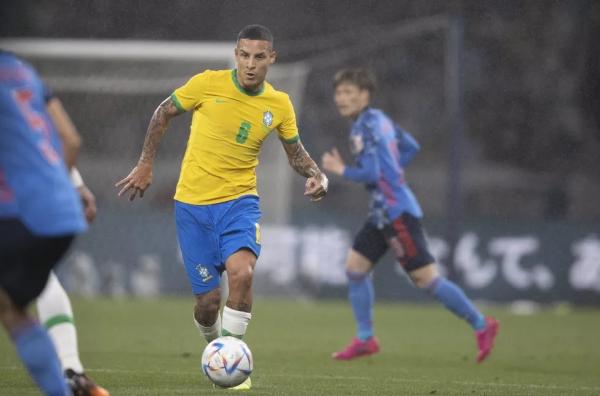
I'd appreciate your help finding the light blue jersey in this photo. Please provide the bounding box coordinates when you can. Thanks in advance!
[0,51,86,236]
[342,107,422,227]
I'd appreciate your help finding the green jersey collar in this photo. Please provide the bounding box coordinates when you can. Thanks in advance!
[231,69,265,96]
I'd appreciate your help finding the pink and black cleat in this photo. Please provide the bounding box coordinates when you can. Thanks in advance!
[332,336,380,360]
[475,316,499,363]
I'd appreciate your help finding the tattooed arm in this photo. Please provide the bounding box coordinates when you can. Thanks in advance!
[281,139,328,201]
[116,96,182,201]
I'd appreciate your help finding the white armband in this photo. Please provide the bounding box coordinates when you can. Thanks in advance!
[70,167,84,188]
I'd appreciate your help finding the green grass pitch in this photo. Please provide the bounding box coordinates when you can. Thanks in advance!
[1,298,599,395]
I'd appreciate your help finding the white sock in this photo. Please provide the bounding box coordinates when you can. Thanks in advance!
[36,272,84,373]
[221,306,252,339]
[194,313,221,343]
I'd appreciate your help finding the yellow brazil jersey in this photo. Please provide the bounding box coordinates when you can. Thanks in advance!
[171,69,299,205]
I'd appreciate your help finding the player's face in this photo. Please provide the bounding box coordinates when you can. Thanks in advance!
[334,82,369,119]
[235,39,276,91]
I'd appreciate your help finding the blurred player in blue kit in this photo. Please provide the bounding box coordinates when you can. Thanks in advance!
[0,50,85,395]
[322,68,499,363]
[0,50,108,396]
[38,89,109,396]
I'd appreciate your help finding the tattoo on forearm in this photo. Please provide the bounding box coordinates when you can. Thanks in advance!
[282,140,321,178]
[139,97,180,164]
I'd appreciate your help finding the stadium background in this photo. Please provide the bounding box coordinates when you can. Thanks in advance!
[1,0,599,304]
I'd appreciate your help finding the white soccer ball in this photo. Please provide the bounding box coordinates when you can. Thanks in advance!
[201,336,253,388]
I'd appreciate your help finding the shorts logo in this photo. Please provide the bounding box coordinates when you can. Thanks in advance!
[196,264,213,283]
[263,111,273,127]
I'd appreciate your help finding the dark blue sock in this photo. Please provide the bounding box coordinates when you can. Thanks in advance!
[13,322,70,396]
[428,277,486,330]
[347,271,374,340]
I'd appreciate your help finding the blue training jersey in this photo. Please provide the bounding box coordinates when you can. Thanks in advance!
[0,51,86,236]
[342,107,423,228]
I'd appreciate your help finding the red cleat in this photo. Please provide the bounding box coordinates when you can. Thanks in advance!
[332,336,380,360]
[475,317,499,363]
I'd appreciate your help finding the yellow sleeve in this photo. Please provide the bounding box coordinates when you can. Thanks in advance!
[171,71,211,112]
[277,95,300,143]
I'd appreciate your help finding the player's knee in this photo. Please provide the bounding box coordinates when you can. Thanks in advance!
[345,260,366,273]
[413,277,433,289]
[409,263,439,289]
[228,265,254,290]
[346,269,369,282]
[0,288,27,331]
[346,249,373,273]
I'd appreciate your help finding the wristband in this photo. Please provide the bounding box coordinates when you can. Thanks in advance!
[70,167,84,188]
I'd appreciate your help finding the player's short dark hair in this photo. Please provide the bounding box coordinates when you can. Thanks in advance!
[333,68,377,93]
[237,24,274,44]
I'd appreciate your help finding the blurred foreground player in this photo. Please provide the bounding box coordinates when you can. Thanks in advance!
[116,25,327,389]
[0,50,85,395]
[36,90,108,396]
[322,68,498,363]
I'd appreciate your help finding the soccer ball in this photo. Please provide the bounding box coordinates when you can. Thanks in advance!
[201,336,253,388]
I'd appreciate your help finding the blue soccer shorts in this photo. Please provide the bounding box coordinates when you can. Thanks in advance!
[174,195,261,295]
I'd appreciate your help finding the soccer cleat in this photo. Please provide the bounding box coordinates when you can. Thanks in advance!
[475,316,499,363]
[65,369,110,396]
[229,377,251,390]
[332,336,380,360]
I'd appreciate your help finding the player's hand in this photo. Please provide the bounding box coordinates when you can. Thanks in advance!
[304,172,328,202]
[321,148,345,176]
[115,162,153,201]
[78,185,97,223]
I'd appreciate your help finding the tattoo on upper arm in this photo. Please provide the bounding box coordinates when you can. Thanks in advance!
[139,97,181,164]
[282,140,321,178]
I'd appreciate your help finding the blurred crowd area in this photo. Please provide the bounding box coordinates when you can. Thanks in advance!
[2,0,599,222]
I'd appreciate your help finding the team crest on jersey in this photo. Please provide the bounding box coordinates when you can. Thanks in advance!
[196,264,213,283]
[263,111,273,127]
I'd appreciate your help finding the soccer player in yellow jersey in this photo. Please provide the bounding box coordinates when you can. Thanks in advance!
[116,25,327,389]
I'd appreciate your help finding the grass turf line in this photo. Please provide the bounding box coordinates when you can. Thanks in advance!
[0,297,599,395]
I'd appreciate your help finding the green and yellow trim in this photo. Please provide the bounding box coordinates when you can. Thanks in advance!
[231,69,264,96]
[44,314,74,330]
[281,135,300,144]
[170,93,186,113]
